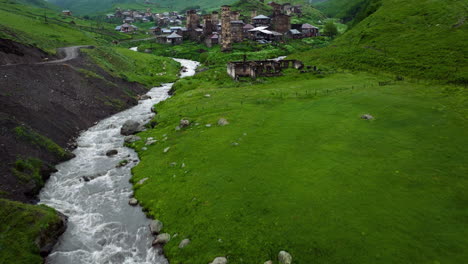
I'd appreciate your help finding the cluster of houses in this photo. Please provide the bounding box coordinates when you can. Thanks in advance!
[111,1,320,50]
[112,8,184,33]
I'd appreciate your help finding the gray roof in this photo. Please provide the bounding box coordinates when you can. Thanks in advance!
[253,15,270,20]
[289,29,302,34]
[167,32,182,39]
[302,23,318,29]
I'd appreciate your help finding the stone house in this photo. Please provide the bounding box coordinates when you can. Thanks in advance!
[252,15,271,27]
[118,23,138,33]
[62,10,72,16]
[166,32,183,45]
[227,58,304,79]
[300,23,319,37]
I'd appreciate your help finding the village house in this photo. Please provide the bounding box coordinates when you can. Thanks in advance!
[115,23,138,33]
[252,15,271,27]
[62,10,72,16]
[166,32,183,45]
[112,2,316,48]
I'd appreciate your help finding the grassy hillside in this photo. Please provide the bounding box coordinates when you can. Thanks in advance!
[129,66,468,263]
[0,0,129,53]
[83,47,181,87]
[293,0,468,84]
[315,0,365,17]
[49,0,238,15]
[0,199,62,264]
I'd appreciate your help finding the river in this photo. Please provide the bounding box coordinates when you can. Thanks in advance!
[39,58,199,264]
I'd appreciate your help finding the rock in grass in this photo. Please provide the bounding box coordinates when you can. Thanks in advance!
[128,198,138,206]
[178,238,190,248]
[180,119,190,128]
[146,138,157,145]
[218,118,229,126]
[210,257,227,264]
[137,178,148,185]
[121,120,141,135]
[124,135,141,143]
[152,233,170,245]
[361,114,374,120]
[264,261,273,264]
[278,251,292,264]
[164,147,170,153]
[106,149,118,157]
[149,220,163,234]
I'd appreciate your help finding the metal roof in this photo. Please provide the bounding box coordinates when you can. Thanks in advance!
[167,32,182,38]
[253,15,270,20]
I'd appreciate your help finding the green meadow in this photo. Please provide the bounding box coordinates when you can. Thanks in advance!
[130,70,468,263]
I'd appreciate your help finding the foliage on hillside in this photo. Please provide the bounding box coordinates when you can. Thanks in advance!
[0,199,61,264]
[315,0,365,17]
[48,0,238,15]
[293,0,468,84]
[0,0,129,53]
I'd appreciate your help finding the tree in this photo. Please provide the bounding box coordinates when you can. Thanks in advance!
[324,21,338,38]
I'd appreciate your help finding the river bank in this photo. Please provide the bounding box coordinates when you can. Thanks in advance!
[38,58,199,264]
[0,40,181,263]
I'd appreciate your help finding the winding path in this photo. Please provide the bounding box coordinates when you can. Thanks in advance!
[41,45,94,64]
[0,45,94,67]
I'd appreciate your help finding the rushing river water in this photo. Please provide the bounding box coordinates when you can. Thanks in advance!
[39,58,199,264]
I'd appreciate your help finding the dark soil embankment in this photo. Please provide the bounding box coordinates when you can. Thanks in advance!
[0,39,147,203]
[0,38,53,65]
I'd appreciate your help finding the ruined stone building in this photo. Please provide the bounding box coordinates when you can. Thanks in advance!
[221,5,232,52]
[227,57,304,79]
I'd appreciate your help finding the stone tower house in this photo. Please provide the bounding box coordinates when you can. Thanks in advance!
[203,14,213,36]
[211,11,219,31]
[186,10,200,31]
[221,5,232,52]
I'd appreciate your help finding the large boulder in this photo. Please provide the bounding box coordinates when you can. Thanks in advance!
[278,251,292,264]
[149,220,163,234]
[152,233,170,245]
[121,120,141,135]
[128,198,138,206]
[210,257,227,264]
[106,149,118,157]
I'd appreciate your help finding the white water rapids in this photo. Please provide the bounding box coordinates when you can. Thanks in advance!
[39,58,199,264]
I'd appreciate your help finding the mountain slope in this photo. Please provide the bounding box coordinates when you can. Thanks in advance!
[48,0,238,15]
[0,0,128,53]
[295,0,468,83]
